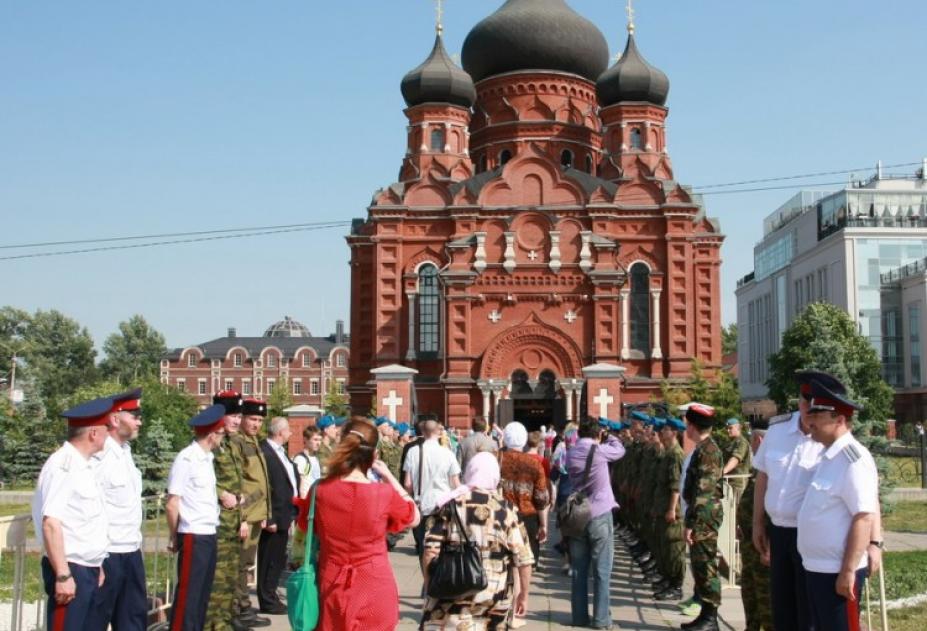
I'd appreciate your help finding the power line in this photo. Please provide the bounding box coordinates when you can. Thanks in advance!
[692,161,921,190]
[695,180,850,196]
[0,223,351,262]
[0,219,351,250]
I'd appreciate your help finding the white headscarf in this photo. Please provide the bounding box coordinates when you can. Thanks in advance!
[435,451,500,508]
[502,422,528,450]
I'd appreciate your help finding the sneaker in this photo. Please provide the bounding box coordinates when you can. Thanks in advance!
[679,601,702,617]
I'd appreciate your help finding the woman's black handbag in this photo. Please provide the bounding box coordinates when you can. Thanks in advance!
[556,444,597,538]
[426,500,488,600]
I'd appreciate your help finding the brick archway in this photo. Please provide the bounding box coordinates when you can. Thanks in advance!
[479,313,584,381]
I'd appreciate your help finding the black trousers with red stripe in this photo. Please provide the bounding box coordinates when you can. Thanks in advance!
[805,568,868,631]
[169,533,217,631]
[41,557,101,631]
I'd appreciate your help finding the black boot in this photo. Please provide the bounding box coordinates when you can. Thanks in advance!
[682,604,717,631]
[230,619,252,631]
[654,584,682,601]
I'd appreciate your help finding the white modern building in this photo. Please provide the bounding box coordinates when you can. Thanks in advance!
[736,161,927,420]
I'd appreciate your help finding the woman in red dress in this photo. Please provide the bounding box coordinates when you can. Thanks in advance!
[314,418,419,631]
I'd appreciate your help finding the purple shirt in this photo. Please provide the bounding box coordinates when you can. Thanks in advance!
[566,436,626,519]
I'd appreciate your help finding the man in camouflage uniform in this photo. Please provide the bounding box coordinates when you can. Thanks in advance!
[376,417,404,549]
[315,416,339,475]
[738,421,774,631]
[205,391,253,631]
[682,403,724,631]
[654,417,686,601]
[722,417,752,508]
[233,399,272,627]
[641,420,666,581]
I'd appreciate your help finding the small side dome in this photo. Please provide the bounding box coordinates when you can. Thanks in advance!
[596,34,670,107]
[264,316,311,338]
[401,34,476,109]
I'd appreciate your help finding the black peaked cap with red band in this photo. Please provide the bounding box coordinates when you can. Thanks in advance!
[795,370,845,399]
[807,378,862,418]
[111,387,142,412]
[213,390,243,415]
[190,404,227,436]
[62,396,115,428]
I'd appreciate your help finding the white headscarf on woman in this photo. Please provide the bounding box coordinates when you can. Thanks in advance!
[435,451,500,508]
[502,421,528,450]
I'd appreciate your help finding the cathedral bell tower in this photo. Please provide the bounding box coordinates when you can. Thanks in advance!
[398,17,476,184]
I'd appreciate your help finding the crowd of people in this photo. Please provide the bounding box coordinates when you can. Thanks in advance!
[30,367,882,631]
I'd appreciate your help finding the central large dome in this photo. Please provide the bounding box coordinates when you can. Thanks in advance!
[462,0,609,83]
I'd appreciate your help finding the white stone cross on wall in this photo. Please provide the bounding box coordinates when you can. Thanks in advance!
[593,388,614,418]
[383,390,403,422]
[527,250,538,261]
[488,310,502,323]
[564,310,577,323]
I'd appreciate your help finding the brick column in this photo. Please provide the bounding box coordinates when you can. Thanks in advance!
[582,363,625,420]
[370,364,418,423]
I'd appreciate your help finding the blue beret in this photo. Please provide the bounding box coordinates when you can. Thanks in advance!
[189,404,226,431]
[334,416,347,426]
[726,417,741,426]
[317,415,335,429]
[607,421,623,432]
[62,396,115,427]
[598,417,610,428]
[669,418,687,432]
[629,410,650,423]
[652,417,667,430]
[374,416,391,427]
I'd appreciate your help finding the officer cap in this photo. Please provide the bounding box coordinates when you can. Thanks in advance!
[807,378,862,417]
[795,370,846,399]
[684,402,716,429]
[190,404,227,436]
[726,417,741,426]
[213,390,243,415]
[241,398,267,417]
[111,387,142,413]
[62,396,115,428]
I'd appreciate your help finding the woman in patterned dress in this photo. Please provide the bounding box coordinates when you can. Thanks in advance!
[421,452,535,630]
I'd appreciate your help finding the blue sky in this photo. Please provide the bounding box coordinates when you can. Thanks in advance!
[2,0,925,351]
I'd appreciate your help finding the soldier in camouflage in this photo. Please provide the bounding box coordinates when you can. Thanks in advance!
[204,391,253,631]
[315,415,339,475]
[682,403,724,631]
[738,420,774,631]
[641,421,666,582]
[233,399,273,627]
[653,417,686,601]
[722,417,752,507]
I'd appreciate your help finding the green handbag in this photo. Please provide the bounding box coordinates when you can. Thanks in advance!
[287,483,320,631]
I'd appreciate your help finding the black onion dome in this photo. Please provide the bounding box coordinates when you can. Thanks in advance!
[401,34,476,108]
[462,0,609,83]
[596,34,670,107]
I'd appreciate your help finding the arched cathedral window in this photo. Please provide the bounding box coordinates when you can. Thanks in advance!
[560,150,573,169]
[418,264,440,355]
[499,149,512,166]
[430,128,446,152]
[630,128,643,150]
[629,262,651,353]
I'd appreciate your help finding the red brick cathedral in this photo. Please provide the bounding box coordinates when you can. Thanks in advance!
[347,0,723,430]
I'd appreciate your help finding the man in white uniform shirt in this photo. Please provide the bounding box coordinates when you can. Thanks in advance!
[87,388,146,631]
[798,378,881,631]
[402,419,461,556]
[166,404,225,631]
[32,396,112,631]
[751,370,832,631]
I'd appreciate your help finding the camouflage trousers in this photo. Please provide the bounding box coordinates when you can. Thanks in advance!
[237,521,262,611]
[657,518,685,584]
[205,522,242,631]
[740,530,774,631]
[689,520,722,607]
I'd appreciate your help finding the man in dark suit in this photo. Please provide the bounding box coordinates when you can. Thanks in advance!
[257,417,298,615]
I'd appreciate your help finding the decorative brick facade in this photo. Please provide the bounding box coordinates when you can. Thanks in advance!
[347,4,724,430]
[161,318,349,411]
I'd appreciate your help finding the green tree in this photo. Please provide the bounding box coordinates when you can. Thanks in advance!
[721,322,738,356]
[0,379,61,484]
[323,380,350,417]
[99,315,167,385]
[134,416,177,499]
[767,302,894,439]
[660,360,742,434]
[137,376,199,452]
[268,377,293,418]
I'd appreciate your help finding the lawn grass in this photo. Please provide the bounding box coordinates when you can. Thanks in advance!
[883,500,927,533]
[886,601,927,631]
[873,550,927,601]
[886,456,922,487]
[0,503,31,517]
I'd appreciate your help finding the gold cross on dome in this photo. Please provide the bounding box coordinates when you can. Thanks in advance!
[626,0,636,34]
[434,0,444,36]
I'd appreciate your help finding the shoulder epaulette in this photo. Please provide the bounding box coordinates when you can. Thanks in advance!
[842,442,862,463]
[768,413,792,427]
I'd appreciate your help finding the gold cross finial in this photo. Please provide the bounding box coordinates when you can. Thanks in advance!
[434,0,444,36]
[626,0,636,34]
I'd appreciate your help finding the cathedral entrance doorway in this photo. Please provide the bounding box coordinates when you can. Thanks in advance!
[496,369,567,432]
